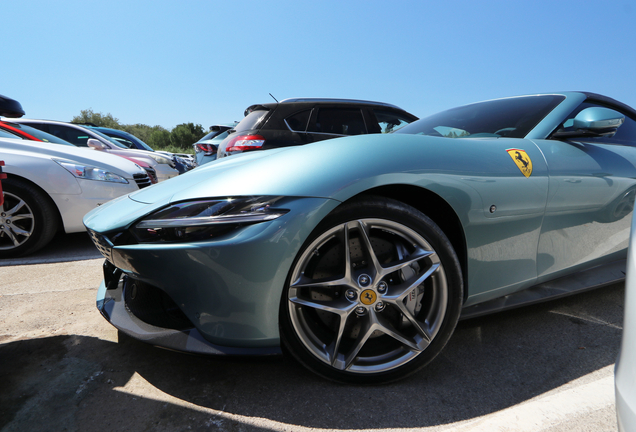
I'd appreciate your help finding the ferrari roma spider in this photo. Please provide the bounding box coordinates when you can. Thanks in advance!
[84,91,636,383]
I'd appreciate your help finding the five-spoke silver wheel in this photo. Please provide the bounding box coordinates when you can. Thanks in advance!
[280,197,462,383]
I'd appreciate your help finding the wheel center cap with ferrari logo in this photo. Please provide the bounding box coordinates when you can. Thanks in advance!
[360,289,377,305]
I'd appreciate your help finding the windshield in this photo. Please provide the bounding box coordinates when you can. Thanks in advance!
[103,130,155,151]
[91,129,130,148]
[199,126,234,142]
[395,95,565,139]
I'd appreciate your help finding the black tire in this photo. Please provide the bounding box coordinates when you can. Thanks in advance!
[0,178,60,258]
[279,196,463,384]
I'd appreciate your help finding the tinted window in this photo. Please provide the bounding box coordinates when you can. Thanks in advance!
[199,127,231,141]
[308,108,367,135]
[285,110,312,132]
[373,109,414,133]
[47,124,92,146]
[209,129,230,142]
[9,123,72,145]
[396,95,565,138]
[235,110,269,133]
[102,131,155,151]
[556,102,636,146]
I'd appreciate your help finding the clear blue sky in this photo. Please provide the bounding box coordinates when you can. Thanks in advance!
[3,0,635,131]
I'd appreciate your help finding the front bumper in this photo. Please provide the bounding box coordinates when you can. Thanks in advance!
[96,266,281,355]
[89,196,340,352]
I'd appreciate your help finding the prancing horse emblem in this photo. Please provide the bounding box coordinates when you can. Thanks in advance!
[506,148,533,178]
[360,289,377,305]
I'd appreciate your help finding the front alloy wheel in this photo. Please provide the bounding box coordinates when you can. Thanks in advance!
[0,178,59,258]
[280,197,463,384]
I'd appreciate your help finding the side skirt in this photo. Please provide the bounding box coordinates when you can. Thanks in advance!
[460,259,626,320]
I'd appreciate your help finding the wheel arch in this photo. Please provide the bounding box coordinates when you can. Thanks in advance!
[346,184,468,301]
[3,173,63,232]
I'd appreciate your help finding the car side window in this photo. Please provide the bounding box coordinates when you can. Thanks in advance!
[559,102,636,146]
[308,108,367,135]
[285,110,312,132]
[372,109,413,133]
[47,125,90,146]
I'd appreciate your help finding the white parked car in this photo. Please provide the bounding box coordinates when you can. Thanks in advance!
[0,136,152,258]
[5,119,179,182]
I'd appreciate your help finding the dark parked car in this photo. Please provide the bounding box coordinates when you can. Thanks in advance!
[216,98,418,159]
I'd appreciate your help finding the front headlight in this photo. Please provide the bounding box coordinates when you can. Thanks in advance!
[131,196,289,243]
[147,153,175,168]
[54,159,129,184]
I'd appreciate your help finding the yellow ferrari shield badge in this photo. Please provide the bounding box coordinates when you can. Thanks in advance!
[506,149,533,178]
[360,289,377,305]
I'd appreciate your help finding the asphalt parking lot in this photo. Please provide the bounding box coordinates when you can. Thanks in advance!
[0,233,622,431]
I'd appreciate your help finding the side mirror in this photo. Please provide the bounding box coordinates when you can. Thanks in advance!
[573,107,624,131]
[552,107,625,139]
[87,138,106,150]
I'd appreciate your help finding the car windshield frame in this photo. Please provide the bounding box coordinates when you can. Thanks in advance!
[395,95,566,139]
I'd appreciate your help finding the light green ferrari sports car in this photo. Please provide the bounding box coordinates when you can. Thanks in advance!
[84,92,636,383]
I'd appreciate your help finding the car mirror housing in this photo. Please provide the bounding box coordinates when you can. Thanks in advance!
[573,107,625,131]
[87,138,107,150]
[552,107,625,139]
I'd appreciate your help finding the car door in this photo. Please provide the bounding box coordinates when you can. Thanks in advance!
[534,102,636,279]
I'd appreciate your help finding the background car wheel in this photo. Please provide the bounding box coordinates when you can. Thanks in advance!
[280,196,463,384]
[0,178,59,258]
[599,187,636,223]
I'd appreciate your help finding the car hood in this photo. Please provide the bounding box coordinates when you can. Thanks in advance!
[130,133,521,205]
[0,137,146,178]
[84,133,528,231]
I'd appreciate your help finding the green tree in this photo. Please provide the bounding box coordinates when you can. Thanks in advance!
[169,123,206,150]
[147,128,171,148]
[71,109,121,129]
